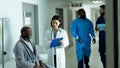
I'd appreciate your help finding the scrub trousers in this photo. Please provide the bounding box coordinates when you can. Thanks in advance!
[99,31,106,68]
[54,55,57,68]
[78,55,90,68]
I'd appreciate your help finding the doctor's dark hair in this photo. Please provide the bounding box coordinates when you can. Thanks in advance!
[100,5,105,9]
[50,15,62,28]
[21,26,31,35]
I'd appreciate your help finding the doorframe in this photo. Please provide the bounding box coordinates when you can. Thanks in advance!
[106,0,119,68]
[113,0,118,68]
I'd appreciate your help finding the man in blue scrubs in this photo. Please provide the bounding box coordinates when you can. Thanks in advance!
[71,9,96,68]
[95,5,106,68]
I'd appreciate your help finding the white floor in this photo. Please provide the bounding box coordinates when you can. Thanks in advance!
[0,38,103,68]
[0,58,16,68]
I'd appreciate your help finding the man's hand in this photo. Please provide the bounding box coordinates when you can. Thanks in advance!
[78,38,82,43]
[92,38,96,44]
[33,65,40,68]
[39,61,44,68]
[95,26,99,31]
[39,66,44,68]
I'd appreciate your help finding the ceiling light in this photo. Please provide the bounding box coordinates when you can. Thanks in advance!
[92,1,97,4]
[99,1,103,3]
[92,0,103,4]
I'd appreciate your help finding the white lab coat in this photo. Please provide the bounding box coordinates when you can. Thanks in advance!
[45,28,69,68]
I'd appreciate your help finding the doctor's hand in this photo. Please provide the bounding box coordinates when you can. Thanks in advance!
[77,38,82,43]
[92,38,96,44]
[59,40,63,44]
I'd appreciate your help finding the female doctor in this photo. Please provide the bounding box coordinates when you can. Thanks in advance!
[45,15,69,68]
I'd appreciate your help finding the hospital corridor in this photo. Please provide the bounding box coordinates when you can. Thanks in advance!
[0,0,120,68]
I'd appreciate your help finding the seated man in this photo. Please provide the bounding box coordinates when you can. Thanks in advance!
[13,26,44,68]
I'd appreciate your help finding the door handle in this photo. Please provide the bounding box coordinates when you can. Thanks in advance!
[3,52,7,55]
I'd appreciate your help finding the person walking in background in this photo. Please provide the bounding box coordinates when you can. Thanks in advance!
[95,5,106,68]
[71,8,96,68]
[45,15,69,68]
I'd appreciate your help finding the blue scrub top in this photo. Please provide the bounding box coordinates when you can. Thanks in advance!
[71,18,95,61]
[96,16,105,43]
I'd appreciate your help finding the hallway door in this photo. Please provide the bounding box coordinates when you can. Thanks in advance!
[22,3,39,45]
